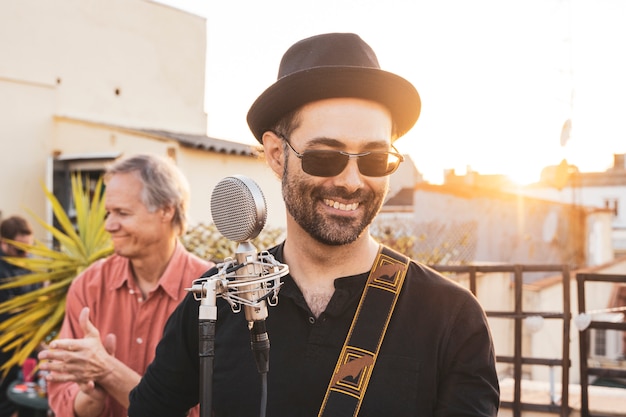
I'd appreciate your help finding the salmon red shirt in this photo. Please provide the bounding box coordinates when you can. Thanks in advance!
[47,241,212,417]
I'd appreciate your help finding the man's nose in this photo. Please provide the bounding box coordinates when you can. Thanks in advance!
[104,215,117,232]
[333,158,364,191]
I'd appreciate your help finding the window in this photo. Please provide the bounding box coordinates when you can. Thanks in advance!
[603,198,619,217]
[593,329,607,356]
[50,153,120,248]
[590,313,625,360]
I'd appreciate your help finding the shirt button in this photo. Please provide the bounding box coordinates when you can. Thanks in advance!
[136,337,143,344]
[308,316,315,324]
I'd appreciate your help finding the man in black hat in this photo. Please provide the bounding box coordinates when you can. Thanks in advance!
[128,33,499,417]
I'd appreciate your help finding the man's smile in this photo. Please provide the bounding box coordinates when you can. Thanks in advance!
[323,198,359,211]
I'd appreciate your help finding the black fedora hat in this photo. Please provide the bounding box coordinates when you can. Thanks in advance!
[246,32,421,143]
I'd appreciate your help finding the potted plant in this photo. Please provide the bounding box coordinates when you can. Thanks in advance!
[0,174,113,375]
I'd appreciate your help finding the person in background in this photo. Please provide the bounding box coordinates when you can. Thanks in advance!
[129,33,500,416]
[38,154,213,417]
[0,215,38,417]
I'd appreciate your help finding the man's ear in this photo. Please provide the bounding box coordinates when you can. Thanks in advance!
[161,206,175,223]
[262,131,285,178]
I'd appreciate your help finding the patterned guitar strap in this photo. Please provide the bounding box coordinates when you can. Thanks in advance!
[318,245,410,417]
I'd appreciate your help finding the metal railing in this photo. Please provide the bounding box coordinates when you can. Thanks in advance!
[431,264,572,417]
[577,273,626,417]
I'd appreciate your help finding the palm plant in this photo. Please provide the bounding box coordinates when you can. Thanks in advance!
[0,174,113,376]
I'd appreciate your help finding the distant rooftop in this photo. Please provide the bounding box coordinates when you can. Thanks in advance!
[54,115,262,157]
[136,128,261,157]
[537,154,626,188]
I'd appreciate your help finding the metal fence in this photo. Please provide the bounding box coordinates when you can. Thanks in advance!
[430,264,572,417]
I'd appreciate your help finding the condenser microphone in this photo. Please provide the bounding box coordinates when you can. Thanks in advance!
[210,175,270,373]
[210,175,267,245]
[211,175,268,321]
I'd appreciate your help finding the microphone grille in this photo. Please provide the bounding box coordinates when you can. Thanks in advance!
[210,175,267,242]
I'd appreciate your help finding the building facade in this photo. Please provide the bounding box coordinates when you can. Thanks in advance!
[0,0,285,242]
[523,154,626,258]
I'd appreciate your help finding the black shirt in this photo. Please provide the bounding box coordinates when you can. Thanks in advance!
[0,249,41,417]
[128,244,499,417]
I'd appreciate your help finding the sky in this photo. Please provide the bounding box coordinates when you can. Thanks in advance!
[156,0,626,185]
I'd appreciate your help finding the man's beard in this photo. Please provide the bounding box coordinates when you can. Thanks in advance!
[282,173,386,246]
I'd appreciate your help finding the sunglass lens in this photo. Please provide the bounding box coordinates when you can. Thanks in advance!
[302,151,347,177]
[359,153,398,176]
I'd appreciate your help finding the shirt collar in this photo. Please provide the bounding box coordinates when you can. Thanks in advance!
[271,240,367,316]
[157,241,188,301]
[111,240,188,301]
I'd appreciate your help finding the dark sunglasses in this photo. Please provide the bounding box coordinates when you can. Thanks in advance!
[282,138,404,178]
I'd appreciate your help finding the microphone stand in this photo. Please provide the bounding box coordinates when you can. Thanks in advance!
[188,253,288,417]
[198,279,219,417]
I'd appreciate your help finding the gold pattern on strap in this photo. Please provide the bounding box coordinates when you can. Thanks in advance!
[370,256,405,292]
[329,346,375,398]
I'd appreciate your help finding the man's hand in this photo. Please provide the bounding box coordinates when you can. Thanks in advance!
[38,306,117,386]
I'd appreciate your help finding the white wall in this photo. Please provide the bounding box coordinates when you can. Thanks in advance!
[0,80,56,226]
[586,211,615,266]
[522,185,626,229]
[1,0,207,133]
[521,184,626,254]
[0,0,209,238]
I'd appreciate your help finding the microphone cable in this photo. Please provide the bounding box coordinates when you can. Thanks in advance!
[198,317,215,417]
[260,371,268,417]
[250,319,270,417]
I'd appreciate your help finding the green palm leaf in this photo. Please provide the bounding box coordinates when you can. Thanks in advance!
[0,173,113,376]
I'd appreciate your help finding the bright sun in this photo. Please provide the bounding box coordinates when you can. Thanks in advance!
[506,168,542,187]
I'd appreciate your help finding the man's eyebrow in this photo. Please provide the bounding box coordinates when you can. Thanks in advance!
[305,137,343,148]
[306,137,390,150]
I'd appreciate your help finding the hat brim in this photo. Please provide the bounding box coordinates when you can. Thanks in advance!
[247,66,421,143]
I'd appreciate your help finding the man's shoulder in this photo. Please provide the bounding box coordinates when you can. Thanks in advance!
[404,259,475,296]
[180,247,211,264]
[0,258,27,278]
[178,246,213,273]
[71,254,125,285]
[87,253,124,271]
[0,258,13,278]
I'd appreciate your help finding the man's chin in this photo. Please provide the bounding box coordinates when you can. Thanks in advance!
[311,226,364,246]
[113,247,130,257]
